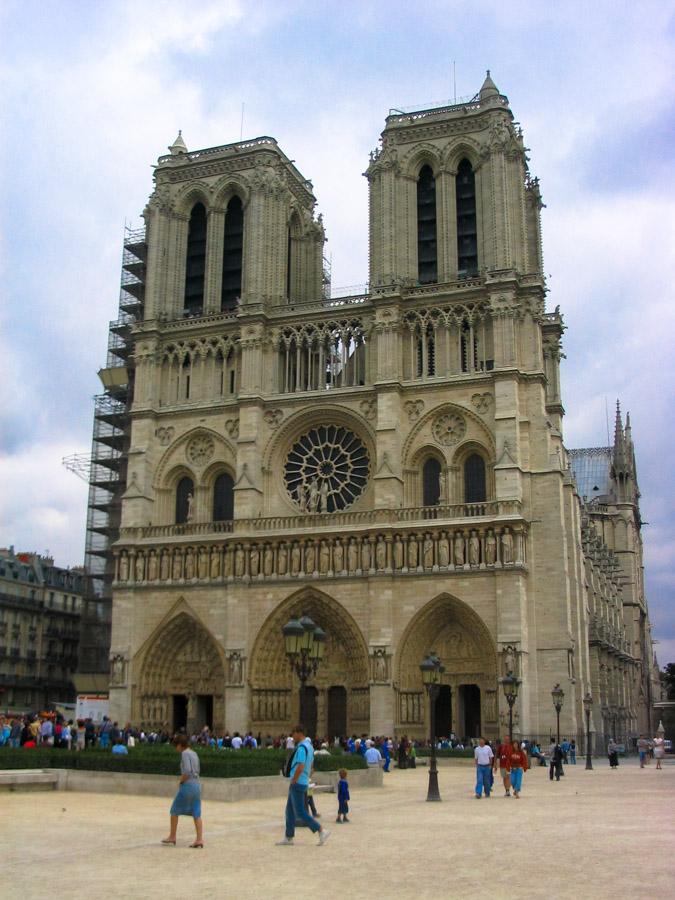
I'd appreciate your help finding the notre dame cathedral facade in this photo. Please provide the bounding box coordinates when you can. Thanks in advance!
[101,74,657,746]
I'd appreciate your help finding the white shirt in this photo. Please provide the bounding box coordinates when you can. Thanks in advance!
[474,744,494,765]
[231,735,243,749]
[285,736,295,750]
[365,746,382,765]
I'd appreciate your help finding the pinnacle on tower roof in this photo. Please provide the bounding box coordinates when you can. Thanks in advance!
[612,399,627,470]
[479,69,500,100]
[169,130,188,155]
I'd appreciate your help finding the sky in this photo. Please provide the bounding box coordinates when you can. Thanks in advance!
[1,0,673,663]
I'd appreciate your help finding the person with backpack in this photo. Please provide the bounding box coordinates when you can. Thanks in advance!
[276,724,330,847]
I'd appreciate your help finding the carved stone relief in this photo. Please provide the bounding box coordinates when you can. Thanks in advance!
[186,434,215,466]
[403,399,425,422]
[432,412,467,446]
[156,426,175,446]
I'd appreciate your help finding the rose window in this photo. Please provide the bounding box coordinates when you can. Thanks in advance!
[284,425,370,513]
[432,412,467,446]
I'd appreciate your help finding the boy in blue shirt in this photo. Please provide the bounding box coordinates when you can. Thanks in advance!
[336,768,350,823]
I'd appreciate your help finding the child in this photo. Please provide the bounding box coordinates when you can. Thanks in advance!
[336,768,350,823]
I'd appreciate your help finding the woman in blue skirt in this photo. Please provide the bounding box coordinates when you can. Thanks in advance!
[162,734,203,848]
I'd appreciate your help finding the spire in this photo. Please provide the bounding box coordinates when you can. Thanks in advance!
[479,69,500,100]
[613,399,624,453]
[169,130,188,155]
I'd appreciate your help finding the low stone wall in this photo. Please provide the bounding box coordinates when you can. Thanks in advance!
[47,764,382,802]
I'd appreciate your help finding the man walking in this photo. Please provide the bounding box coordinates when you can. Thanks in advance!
[277,724,330,846]
[474,737,494,798]
[637,734,650,768]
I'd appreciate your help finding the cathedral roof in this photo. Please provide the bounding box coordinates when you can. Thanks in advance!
[568,447,612,501]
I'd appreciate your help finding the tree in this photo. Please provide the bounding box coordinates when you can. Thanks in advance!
[660,663,675,700]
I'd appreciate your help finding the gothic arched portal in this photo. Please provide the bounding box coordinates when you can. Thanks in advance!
[395,594,498,741]
[249,589,370,739]
[136,611,226,733]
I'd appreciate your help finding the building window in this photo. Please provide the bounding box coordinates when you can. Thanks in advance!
[213,473,234,522]
[184,202,207,314]
[456,159,478,275]
[175,477,194,524]
[416,326,436,377]
[422,458,442,507]
[417,165,437,284]
[464,453,486,503]
[222,196,243,312]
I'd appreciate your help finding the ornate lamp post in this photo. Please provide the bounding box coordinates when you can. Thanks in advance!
[500,671,521,742]
[282,613,326,727]
[583,692,593,770]
[420,652,444,802]
[551,683,565,744]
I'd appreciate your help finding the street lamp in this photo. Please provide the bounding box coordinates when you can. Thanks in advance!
[551,683,564,744]
[583,692,593,770]
[282,613,326,728]
[499,671,521,742]
[420,652,444,802]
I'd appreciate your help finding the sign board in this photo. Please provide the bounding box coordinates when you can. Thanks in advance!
[75,694,109,723]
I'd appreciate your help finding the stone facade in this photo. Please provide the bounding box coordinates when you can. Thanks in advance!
[106,74,656,745]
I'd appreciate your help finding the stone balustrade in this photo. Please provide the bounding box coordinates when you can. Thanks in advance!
[114,519,527,586]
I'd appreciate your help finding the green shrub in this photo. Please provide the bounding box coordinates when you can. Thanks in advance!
[414,748,474,758]
[0,745,366,778]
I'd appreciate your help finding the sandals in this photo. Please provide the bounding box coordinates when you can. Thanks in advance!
[161,838,176,845]
[189,842,204,848]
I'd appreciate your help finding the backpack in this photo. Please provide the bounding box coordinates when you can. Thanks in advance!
[282,742,307,778]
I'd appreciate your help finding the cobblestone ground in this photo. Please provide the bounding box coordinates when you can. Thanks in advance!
[2,758,673,898]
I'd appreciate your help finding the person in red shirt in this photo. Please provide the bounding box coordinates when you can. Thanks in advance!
[508,742,528,797]
[495,737,512,796]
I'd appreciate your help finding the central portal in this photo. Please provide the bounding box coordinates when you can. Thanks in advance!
[435,685,452,737]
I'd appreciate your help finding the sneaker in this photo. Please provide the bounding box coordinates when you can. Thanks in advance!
[335,817,342,823]
[475,794,481,799]
[505,790,511,796]
[343,817,350,823]
[276,837,294,846]
[318,829,331,846]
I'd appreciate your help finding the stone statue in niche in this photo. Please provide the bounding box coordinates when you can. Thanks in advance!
[227,651,243,685]
[469,531,480,566]
[110,654,126,686]
[423,534,434,569]
[454,533,465,566]
[372,648,388,682]
[147,551,158,582]
[290,542,301,576]
[160,550,170,581]
[375,535,387,571]
[297,479,309,512]
[485,530,497,565]
[393,535,404,570]
[361,538,371,571]
[263,544,274,576]
[198,547,209,579]
[347,538,358,573]
[438,533,450,567]
[118,552,129,582]
[135,553,145,582]
[308,478,320,513]
[305,542,316,573]
[210,548,221,579]
[407,535,418,569]
[277,543,288,576]
[502,644,518,677]
[184,549,195,580]
[319,540,330,574]
[234,545,245,577]
[223,546,233,577]
[172,552,182,580]
[439,471,448,503]
[501,528,513,564]
[319,480,329,513]
[333,539,344,573]
[249,545,260,577]
[186,492,194,523]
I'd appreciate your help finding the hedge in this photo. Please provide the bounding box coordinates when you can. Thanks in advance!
[0,746,367,778]
[413,748,474,758]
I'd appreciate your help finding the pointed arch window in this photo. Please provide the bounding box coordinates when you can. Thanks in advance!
[175,476,194,524]
[184,203,206,314]
[213,472,234,522]
[423,458,442,507]
[464,453,486,503]
[222,196,243,312]
[417,165,437,284]
[456,159,478,275]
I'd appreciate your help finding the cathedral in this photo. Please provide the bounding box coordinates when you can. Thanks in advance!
[93,73,657,747]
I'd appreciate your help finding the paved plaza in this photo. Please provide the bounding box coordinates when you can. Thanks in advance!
[2,759,673,898]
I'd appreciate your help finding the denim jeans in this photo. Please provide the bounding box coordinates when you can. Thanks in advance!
[286,783,321,838]
[510,768,523,792]
[475,765,492,796]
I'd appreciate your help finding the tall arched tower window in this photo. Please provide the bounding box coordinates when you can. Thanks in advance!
[213,473,234,521]
[456,159,478,275]
[423,458,442,507]
[464,453,486,503]
[222,196,243,312]
[417,165,437,284]
[175,476,194,524]
[184,203,207,314]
